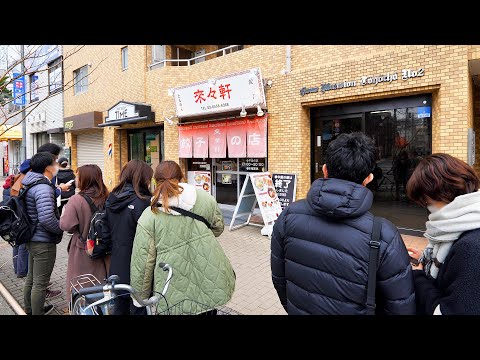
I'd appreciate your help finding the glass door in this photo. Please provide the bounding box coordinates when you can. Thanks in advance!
[312,113,363,181]
[212,158,238,205]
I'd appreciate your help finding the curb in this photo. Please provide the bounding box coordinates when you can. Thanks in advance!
[0,281,26,315]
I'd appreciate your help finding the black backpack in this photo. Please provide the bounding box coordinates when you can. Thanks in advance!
[78,194,110,259]
[0,178,53,247]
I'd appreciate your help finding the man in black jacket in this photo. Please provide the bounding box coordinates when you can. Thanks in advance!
[271,132,415,315]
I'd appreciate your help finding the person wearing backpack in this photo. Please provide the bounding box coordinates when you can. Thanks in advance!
[130,161,235,314]
[103,160,153,315]
[270,133,416,315]
[10,143,70,284]
[56,157,76,215]
[22,152,64,315]
[59,164,110,300]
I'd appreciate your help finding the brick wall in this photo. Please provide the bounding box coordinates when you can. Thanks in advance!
[64,45,477,198]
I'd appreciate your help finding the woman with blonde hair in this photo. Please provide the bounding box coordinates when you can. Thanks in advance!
[130,160,235,314]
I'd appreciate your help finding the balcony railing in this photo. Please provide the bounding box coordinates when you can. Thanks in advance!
[149,45,242,69]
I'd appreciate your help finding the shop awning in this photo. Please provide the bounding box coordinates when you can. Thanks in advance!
[98,115,151,127]
[178,115,268,159]
[0,124,22,141]
[99,101,155,127]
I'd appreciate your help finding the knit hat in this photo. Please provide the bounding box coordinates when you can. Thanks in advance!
[19,159,31,174]
[58,157,69,168]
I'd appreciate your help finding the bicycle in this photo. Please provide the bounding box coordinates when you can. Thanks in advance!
[69,262,232,315]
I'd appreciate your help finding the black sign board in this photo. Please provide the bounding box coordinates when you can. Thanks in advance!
[239,158,266,172]
[272,173,297,210]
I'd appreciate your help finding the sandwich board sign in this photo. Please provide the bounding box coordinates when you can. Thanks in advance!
[229,172,283,232]
[272,173,297,210]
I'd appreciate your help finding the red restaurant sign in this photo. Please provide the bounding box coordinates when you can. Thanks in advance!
[178,115,267,159]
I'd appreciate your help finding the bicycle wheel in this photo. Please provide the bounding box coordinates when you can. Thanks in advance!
[71,295,99,315]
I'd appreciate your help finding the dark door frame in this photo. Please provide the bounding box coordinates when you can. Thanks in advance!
[310,113,363,183]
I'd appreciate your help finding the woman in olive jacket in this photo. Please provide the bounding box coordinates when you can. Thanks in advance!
[103,160,153,315]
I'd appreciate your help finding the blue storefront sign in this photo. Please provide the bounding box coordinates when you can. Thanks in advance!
[12,72,26,106]
[417,106,431,119]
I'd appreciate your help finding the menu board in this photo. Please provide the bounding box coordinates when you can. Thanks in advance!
[250,172,283,223]
[193,171,211,194]
[272,173,297,210]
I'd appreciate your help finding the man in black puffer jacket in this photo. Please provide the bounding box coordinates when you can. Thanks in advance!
[271,132,415,315]
[22,152,64,315]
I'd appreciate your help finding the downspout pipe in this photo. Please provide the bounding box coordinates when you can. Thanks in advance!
[286,45,291,73]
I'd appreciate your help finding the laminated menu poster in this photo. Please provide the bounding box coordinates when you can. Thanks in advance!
[193,171,211,194]
[251,172,283,223]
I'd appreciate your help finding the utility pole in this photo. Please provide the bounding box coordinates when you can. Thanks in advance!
[20,44,26,163]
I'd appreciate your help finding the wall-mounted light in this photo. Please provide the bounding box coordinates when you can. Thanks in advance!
[256,105,264,117]
[240,105,247,117]
[264,79,273,89]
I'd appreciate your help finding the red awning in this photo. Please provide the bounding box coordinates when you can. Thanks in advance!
[178,115,267,159]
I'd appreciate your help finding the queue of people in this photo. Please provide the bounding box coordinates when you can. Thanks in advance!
[271,132,480,315]
[3,133,480,315]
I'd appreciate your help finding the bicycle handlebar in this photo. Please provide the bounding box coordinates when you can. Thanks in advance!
[76,263,173,309]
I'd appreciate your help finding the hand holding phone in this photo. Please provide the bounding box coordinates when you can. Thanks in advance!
[66,179,75,185]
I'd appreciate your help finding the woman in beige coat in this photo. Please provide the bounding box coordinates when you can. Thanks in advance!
[60,164,110,299]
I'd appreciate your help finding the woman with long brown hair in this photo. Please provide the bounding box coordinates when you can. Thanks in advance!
[406,153,480,315]
[60,164,110,300]
[102,160,153,315]
[130,160,235,314]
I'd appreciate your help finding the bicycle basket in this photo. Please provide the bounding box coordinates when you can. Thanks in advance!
[69,274,103,315]
[157,299,237,315]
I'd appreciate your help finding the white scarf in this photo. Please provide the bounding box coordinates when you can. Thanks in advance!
[422,191,480,278]
[154,182,197,215]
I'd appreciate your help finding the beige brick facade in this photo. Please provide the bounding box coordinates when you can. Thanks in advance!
[63,45,480,200]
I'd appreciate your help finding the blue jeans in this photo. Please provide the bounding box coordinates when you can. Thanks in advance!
[13,244,29,276]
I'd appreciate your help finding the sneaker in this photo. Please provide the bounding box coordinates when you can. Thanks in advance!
[45,289,62,300]
[16,273,27,278]
[44,304,55,315]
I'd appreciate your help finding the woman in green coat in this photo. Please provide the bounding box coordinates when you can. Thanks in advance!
[130,161,235,314]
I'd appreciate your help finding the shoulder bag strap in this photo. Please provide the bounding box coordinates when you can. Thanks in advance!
[78,194,98,242]
[366,216,382,315]
[79,193,98,214]
[168,205,212,229]
[18,178,53,199]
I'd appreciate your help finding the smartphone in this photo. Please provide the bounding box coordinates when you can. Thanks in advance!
[66,179,75,185]
[408,251,419,266]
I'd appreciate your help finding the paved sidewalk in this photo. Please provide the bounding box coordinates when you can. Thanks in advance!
[0,225,427,315]
[0,293,15,315]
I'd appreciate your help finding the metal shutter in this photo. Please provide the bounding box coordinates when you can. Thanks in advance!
[76,132,104,172]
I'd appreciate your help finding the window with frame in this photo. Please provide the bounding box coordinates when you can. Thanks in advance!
[48,57,63,94]
[73,65,88,95]
[30,73,39,102]
[152,45,166,64]
[121,46,128,70]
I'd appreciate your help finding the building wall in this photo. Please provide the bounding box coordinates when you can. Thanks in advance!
[63,45,148,186]
[25,46,64,158]
[64,45,476,199]
[146,45,473,199]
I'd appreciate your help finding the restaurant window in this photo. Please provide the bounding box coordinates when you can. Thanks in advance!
[121,46,128,70]
[48,57,63,94]
[73,65,88,95]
